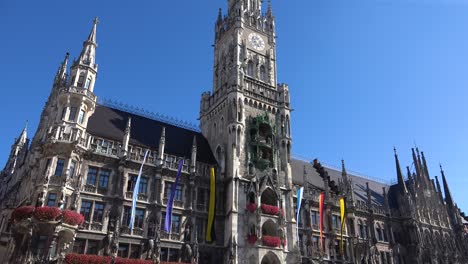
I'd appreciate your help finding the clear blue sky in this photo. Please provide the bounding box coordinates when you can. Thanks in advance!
[1,0,467,211]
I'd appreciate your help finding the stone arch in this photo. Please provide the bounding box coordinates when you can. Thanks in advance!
[247,60,255,77]
[261,188,277,206]
[261,251,281,264]
[262,220,278,237]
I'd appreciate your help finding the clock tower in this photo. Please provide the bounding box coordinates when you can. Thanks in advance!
[200,0,296,263]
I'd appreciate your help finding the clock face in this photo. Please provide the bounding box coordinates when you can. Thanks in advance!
[248,33,265,51]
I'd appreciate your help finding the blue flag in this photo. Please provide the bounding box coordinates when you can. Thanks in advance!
[164,159,184,233]
[296,186,304,244]
[129,149,149,230]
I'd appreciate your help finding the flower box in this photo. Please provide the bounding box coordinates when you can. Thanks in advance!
[260,204,279,215]
[63,210,85,226]
[65,254,192,264]
[12,206,35,221]
[247,234,257,244]
[246,203,257,213]
[33,206,61,221]
[262,235,281,247]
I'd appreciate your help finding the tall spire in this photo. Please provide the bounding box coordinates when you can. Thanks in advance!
[267,0,273,17]
[16,121,28,146]
[157,127,166,166]
[411,148,422,187]
[77,17,98,67]
[440,164,454,207]
[420,151,433,189]
[435,175,444,203]
[55,52,69,85]
[87,17,98,44]
[394,148,407,194]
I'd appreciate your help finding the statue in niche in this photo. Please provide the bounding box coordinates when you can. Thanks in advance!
[181,225,193,262]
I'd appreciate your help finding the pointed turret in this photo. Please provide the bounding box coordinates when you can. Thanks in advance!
[435,176,444,203]
[157,127,166,166]
[411,148,423,187]
[78,17,98,66]
[121,117,131,157]
[17,121,28,146]
[3,122,29,174]
[421,151,433,190]
[190,136,197,174]
[266,0,273,17]
[54,52,69,86]
[70,18,99,91]
[217,8,223,24]
[440,164,454,208]
[394,148,408,194]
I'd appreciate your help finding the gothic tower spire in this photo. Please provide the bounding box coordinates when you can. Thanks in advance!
[435,175,444,203]
[70,17,99,91]
[394,148,408,194]
[54,52,69,86]
[440,164,454,207]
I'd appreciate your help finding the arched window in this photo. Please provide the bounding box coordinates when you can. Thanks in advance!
[260,65,267,82]
[247,60,254,77]
[376,224,382,241]
[358,220,364,238]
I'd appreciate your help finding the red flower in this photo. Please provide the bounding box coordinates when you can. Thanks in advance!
[33,206,61,221]
[246,203,257,213]
[260,204,279,215]
[65,254,111,264]
[65,254,192,264]
[12,206,35,221]
[63,210,85,226]
[246,234,258,244]
[262,235,281,247]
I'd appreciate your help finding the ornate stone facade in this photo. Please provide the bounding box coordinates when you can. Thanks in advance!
[0,1,467,264]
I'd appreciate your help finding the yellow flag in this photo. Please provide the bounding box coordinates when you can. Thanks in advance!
[206,167,216,242]
[339,197,346,255]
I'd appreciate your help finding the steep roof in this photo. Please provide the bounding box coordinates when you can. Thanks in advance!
[291,158,389,206]
[87,105,217,164]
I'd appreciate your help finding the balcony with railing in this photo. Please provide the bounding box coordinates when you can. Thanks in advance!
[125,192,148,202]
[59,86,97,101]
[161,232,181,241]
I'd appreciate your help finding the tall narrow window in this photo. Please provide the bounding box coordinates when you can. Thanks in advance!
[127,175,137,192]
[93,202,105,222]
[84,77,92,89]
[80,200,92,221]
[77,75,84,87]
[61,107,68,120]
[68,107,77,121]
[139,177,148,194]
[98,169,110,189]
[260,65,267,82]
[78,110,85,124]
[247,60,254,77]
[165,182,182,201]
[47,193,57,207]
[122,207,131,226]
[135,208,145,228]
[54,159,65,176]
[69,160,76,178]
[87,167,98,186]
[172,215,181,233]
[311,211,319,227]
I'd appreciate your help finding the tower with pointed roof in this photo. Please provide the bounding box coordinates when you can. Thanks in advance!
[200,0,295,263]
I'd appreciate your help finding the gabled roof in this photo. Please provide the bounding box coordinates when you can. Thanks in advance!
[87,105,217,164]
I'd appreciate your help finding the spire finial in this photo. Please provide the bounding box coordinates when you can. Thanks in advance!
[394,148,408,194]
[93,17,99,25]
[86,17,98,43]
[440,163,454,207]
